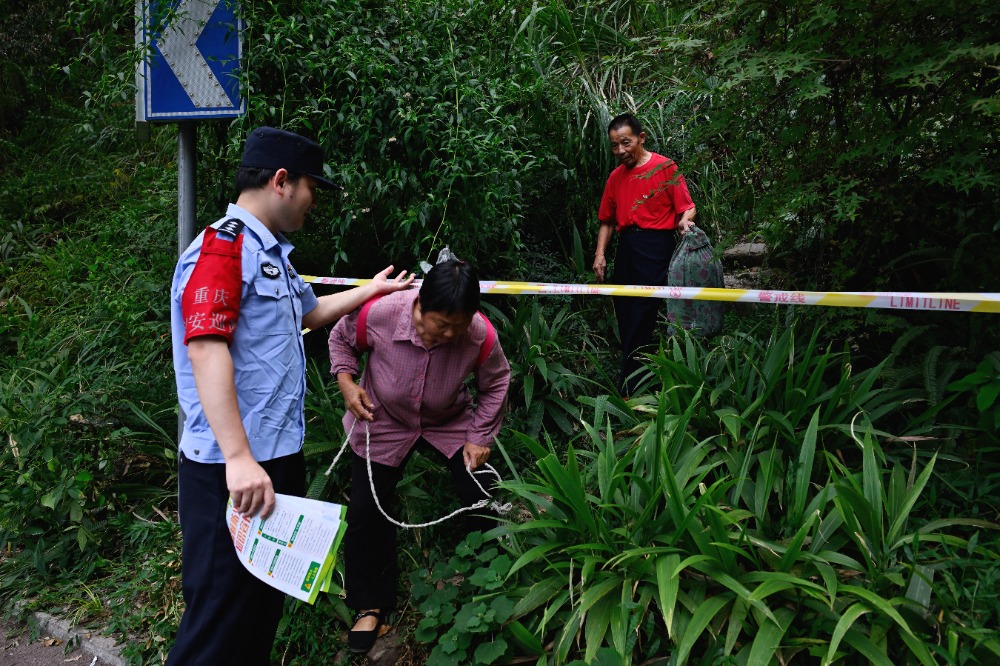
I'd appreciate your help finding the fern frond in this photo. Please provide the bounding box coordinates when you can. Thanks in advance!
[923,346,947,405]
[888,325,935,364]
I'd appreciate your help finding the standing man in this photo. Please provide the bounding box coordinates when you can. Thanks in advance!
[168,126,413,665]
[593,113,697,396]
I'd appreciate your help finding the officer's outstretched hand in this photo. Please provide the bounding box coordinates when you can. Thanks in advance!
[371,265,414,294]
[227,452,276,518]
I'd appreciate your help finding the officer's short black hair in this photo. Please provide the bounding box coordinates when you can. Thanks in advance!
[233,167,303,194]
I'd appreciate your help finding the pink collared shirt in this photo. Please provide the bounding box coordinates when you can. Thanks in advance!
[328,290,511,467]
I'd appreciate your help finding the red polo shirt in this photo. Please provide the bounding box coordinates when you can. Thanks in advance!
[598,152,695,232]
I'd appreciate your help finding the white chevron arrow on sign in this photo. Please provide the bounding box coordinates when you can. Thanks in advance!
[157,0,234,108]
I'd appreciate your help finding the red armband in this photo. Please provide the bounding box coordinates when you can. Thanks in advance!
[182,227,244,345]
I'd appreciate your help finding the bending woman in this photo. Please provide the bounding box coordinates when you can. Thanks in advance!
[327,258,511,653]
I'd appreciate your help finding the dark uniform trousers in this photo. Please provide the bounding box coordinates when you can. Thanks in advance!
[612,227,678,396]
[168,450,305,666]
[344,438,497,613]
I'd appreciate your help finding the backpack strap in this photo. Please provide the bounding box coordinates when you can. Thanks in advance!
[355,295,386,352]
[475,312,496,366]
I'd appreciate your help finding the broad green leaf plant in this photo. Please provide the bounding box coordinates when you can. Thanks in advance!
[412,326,999,664]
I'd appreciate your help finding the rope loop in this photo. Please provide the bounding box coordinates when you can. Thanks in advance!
[325,417,510,529]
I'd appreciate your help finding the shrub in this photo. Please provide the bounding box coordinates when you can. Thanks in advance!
[0,118,179,589]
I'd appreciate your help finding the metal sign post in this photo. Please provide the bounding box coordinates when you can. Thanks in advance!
[135,0,245,442]
[178,122,198,253]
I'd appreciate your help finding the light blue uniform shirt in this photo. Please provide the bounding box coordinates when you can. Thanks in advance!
[170,204,319,463]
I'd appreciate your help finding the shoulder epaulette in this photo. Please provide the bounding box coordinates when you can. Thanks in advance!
[215,218,245,238]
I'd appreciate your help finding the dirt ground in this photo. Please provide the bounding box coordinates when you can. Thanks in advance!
[0,616,113,666]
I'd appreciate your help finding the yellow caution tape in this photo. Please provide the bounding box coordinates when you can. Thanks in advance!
[300,276,1000,314]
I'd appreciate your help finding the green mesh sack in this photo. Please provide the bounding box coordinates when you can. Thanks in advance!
[666,226,724,337]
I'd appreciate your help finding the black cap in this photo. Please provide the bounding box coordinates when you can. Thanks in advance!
[240,126,338,190]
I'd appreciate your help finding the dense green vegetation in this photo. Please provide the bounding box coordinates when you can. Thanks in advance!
[1,0,998,664]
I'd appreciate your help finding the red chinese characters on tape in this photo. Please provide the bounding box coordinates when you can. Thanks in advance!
[755,290,806,305]
[182,227,243,345]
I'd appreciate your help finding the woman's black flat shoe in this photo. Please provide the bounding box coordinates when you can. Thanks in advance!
[348,610,383,653]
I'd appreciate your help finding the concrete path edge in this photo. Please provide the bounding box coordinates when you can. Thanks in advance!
[15,602,127,666]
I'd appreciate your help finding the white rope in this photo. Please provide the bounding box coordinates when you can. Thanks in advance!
[325,417,512,529]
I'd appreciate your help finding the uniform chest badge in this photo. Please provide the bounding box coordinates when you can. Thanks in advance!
[261,262,281,279]
[286,263,297,279]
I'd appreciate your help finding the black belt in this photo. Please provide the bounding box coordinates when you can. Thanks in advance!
[620,226,669,234]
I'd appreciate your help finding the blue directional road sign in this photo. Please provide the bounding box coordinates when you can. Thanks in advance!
[136,0,245,121]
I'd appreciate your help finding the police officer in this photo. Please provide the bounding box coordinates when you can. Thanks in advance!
[168,127,412,665]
